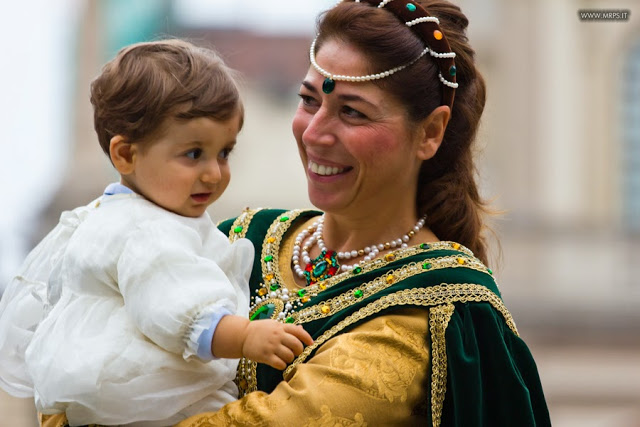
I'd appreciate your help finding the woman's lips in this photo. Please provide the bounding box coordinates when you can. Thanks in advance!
[308,160,351,176]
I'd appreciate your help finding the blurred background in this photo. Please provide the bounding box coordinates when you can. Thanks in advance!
[1,0,638,425]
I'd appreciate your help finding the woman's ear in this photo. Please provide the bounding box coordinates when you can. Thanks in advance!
[109,135,137,175]
[416,105,450,161]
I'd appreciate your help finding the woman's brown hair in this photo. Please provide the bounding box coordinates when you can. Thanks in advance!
[316,1,492,264]
[91,39,243,155]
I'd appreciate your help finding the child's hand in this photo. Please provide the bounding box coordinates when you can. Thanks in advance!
[241,320,314,370]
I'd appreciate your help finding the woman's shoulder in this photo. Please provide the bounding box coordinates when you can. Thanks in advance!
[217,208,321,238]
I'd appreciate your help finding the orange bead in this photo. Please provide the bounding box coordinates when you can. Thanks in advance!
[258,288,268,296]
[433,30,443,40]
[320,305,331,314]
[267,237,276,243]
[457,257,466,265]
[452,243,460,250]
[265,274,274,281]
[386,275,395,284]
[384,253,396,262]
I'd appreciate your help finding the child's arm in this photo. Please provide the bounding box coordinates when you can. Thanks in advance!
[211,315,314,370]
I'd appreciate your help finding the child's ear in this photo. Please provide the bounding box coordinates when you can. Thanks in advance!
[109,135,137,175]
[416,105,450,161]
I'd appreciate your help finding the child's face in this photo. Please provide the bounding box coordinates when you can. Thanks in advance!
[124,113,241,217]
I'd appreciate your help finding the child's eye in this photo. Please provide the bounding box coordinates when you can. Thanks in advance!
[219,146,234,160]
[185,148,203,160]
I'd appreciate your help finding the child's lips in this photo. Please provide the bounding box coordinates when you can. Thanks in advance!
[191,193,211,203]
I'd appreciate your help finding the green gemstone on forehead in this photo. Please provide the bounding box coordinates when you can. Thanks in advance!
[233,226,243,233]
[322,78,335,94]
[406,3,417,12]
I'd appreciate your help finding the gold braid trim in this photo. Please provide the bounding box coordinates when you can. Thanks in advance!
[227,207,265,242]
[283,284,518,378]
[289,256,489,324]
[429,303,455,427]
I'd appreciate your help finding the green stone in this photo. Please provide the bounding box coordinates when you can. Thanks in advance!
[420,243,430,250]
[250,303,275,321]
[449,65,457,76]
[233,226,243,233]
[280,216,289,222]
[297,289,306,298]
[313,260,328,276]
[354,289,363,298]
[352,266,362,274]
[322,78,335,94]
[270,283,280,291]
[285,317,295,323]
[488,268,493,275]
[264,255,273,262]
[422,262,432,270]
[406,3,417,12]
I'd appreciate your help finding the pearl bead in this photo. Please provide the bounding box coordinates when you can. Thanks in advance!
[350,250,358,258]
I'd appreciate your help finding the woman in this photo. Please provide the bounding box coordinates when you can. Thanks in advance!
[44,0,550,425]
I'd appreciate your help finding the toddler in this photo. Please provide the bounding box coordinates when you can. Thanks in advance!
[0,39,312,426]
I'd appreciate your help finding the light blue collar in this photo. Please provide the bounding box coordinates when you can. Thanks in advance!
[103,182,134,196]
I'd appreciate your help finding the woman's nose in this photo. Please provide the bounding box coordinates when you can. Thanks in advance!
[303,109,336,147]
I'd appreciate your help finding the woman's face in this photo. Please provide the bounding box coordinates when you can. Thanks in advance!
[292,39,426,217]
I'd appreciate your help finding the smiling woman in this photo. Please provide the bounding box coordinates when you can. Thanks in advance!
[174,1,551,426]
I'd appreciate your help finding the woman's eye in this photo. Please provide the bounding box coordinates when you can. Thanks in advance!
[185,148,203,160]
[298,94,318,107]
[342,106,367,119]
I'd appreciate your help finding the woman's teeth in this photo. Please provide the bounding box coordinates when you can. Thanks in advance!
[309,161,345,176]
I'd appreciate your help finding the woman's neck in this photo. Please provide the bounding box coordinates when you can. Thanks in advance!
[320,208,437,255]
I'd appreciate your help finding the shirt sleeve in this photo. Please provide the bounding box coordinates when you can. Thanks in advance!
[117,218,241,360]
[193,308,232,361]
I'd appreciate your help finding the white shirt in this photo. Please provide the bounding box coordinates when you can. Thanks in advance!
[0,191,253,426]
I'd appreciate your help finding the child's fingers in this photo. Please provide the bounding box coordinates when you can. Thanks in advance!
[281,333,304,355]
[275,345,295,365]
[285,324,314,346]
[266,355,286,371]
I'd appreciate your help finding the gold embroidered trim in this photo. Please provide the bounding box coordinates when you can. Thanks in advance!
[289,256,490,324]
[228,207,265,242]
[429,304,455,427]
[283,284,518,378]
[259,209,305,286]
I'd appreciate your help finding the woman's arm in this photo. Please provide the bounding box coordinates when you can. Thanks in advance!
[176,308,430,426]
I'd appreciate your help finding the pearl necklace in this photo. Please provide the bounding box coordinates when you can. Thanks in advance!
[292,215,427,283]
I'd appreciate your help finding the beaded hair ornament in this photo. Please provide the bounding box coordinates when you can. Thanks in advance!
[311,0,458,107]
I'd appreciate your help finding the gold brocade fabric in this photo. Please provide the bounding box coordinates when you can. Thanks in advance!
[175,309,430,427]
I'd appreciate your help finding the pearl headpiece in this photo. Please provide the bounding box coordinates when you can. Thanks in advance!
[312,0,458,107]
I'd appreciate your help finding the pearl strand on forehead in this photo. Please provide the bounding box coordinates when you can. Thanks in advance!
[292,214,427,279]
